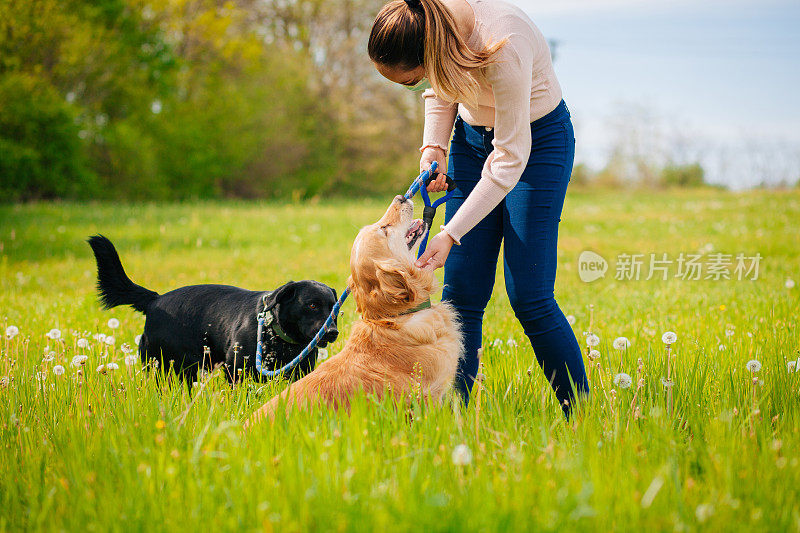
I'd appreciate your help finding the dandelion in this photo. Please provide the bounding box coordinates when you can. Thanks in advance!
[108,318,120,329]
[566,315,576,325]
[5,325,19,339]
[46,328,62,340]
[71,355,88,367]
[135,334,142,346]
[124,354,138,367]
[120,343,133,354]
[451,444,473,466]
[104,336,115,346]
[491,339,502,349]
[725,325,735,337]
[786,278,796,289]
[77,338,89,349]
[586,333,600,347]
[695,503,714,523]
[94,333,106,343]
[788,361,797,373]
[53,365,65,376]
[613,337,630,350]
[96,364,107,374]
[588,349,601,360]
[661,331,677,345]
[0,377,8,387]
[746,359,762,373]
[106,362,119,371]
[718,344,726,351]
[318,348,329,361]
[43,351,56,362]
[660,377,674,388]
[506,338,518,348]
[613,373,632,389]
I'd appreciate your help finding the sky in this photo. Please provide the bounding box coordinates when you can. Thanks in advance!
[509,0,800,188]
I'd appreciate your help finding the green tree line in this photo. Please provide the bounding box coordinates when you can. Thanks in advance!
[0,0,424,201]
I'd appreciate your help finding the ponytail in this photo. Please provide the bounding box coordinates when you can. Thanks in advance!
[368,0,506,106]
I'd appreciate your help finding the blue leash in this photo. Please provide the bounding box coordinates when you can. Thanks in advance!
[255,162,457,379]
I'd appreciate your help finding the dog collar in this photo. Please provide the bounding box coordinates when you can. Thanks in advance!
[399,298,432,316]
[263,307,300,344]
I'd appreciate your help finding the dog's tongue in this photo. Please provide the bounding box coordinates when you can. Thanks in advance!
[405,219,423,239]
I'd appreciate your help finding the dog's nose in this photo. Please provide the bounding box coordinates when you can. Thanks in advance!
[395,195,407,204]
[323,328,339,342]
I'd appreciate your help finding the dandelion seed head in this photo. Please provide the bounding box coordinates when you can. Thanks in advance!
[124,355,138,367]
[451,444,473,466]
[94,333,106,343]
[106,362,119,371]
[506,338,518,348]
[107,318,120,329]
[788,361,797,373]
[96,364,107,374]
[786,278,796,289]
[586,333,600,347]
[71,355,88,367]
[588,349,600,360]
[660,377,675,388]
[53,365,65,376]
[718,344,726,351]
[77,338,89,349]
[135,334,142,346]
[695,503,714,523]
[5,325,19,339]
[46,328,61,340]
[566,315,576,325]
[43,351,55,362]
[104,336,115,346]
[612,336,630,350]
[613,372,633,389]
[120,343,133,354]
[746,359,762,373]
[661,331,677,345]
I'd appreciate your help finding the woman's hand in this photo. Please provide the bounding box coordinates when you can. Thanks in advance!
[420,147,448,192]
[415,231,455,271]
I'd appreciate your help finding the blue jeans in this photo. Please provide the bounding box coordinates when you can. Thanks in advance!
[442,100,589,414]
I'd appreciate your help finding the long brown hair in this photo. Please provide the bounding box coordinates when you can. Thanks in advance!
[368,0,506,106]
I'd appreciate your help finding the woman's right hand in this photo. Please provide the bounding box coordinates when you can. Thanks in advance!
[420,146,448,192]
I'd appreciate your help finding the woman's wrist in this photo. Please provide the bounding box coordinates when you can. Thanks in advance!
[439,226,460,246]
[420,144,447,156]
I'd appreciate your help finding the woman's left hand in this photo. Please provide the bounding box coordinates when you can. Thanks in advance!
[415,231,454,270]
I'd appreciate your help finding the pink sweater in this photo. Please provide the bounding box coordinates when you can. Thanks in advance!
[421,0,563,244]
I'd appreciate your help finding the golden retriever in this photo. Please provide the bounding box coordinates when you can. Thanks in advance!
[246,195,463,425]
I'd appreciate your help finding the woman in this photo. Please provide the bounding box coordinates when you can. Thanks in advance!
[368,0,588,414]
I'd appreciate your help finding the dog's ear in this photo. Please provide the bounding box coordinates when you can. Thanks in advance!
[330,286,338,303]
[374,259,420,306]
[263,281,297,311]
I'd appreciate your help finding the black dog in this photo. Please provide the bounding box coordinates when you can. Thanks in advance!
[87,235,339,383]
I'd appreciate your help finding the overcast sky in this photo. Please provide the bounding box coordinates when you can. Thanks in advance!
[509,0,800,188]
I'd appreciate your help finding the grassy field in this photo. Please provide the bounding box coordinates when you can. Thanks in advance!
[1,188,799,531]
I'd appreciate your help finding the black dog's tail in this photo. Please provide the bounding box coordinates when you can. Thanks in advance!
[87,235,158,314]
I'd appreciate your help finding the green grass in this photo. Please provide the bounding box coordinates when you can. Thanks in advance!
[1,189,799,531]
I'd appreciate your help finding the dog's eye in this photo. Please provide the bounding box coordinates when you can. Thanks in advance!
[380,225,390,236]
[308,303,317,310]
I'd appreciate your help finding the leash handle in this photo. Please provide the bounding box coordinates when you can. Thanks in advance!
[423,173,457,192]
[403,161,438,199]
